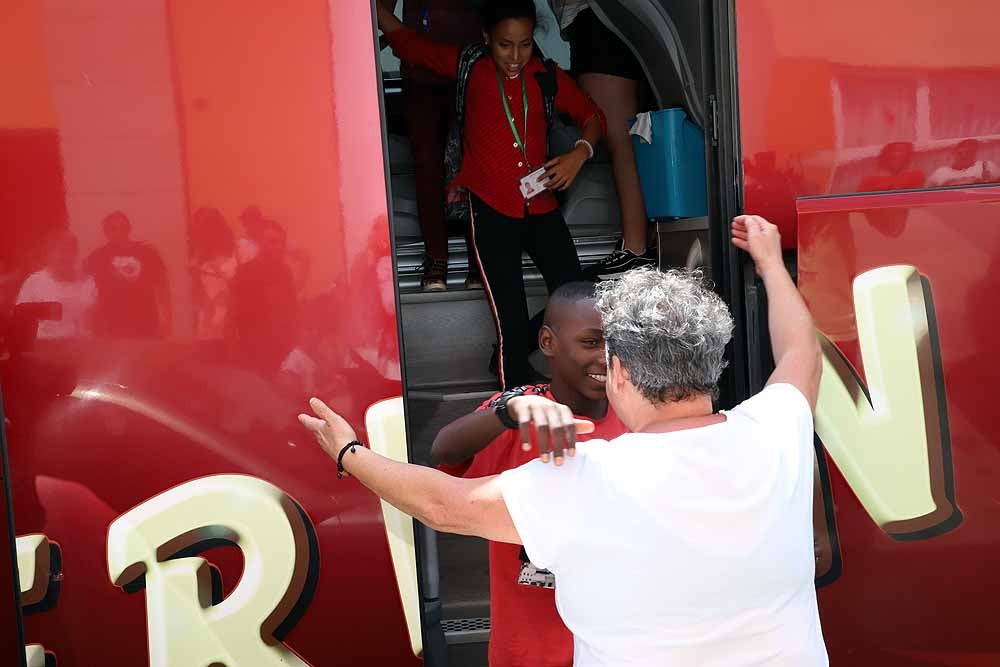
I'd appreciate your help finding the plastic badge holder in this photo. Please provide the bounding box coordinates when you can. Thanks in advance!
[520,167,548,199]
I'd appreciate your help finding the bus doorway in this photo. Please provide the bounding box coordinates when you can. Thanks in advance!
[374,1,733,664]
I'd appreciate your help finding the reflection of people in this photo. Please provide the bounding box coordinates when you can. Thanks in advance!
[334,223,403,383]
[228,218,298,374]
[928,138,998,188]
[431,281,626,667]
[0,259,14,354]
[378,0,606,388]
[16,230,97,339]
[797,210,858,342]
[236,206,264,264]
[0,258,16,309]
[551,1,658,278]
[85,211,170,338]
[859,142,925,192]
[190,207,237,340]
[378,0,482,291]
[743,151,797,226]
[857,142,924,238]
[300,215,827,666]
[0,258,19,343]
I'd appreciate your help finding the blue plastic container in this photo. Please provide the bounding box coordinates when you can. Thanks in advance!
[631,108,707,219]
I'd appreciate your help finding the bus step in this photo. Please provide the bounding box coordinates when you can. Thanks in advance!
[443,617,491,645]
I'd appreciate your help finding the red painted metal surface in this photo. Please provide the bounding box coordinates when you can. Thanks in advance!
[737,0,1000,246]
[0,1,419,665]
[799,185,1000,665]
[2,0,998,663]
[0,424,23,666]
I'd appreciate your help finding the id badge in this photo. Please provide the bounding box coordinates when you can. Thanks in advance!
[518,560,556,589]
[517,546,556,589]
[519,167,548,200]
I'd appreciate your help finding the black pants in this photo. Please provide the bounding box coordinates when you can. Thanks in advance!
[469,194,582,388]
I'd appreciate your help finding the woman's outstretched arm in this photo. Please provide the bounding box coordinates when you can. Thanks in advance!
[299,398,522,543]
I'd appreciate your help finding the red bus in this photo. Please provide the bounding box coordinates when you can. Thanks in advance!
[1,0,997,664]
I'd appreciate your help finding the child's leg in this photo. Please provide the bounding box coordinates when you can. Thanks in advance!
[404,81,451,265]
[523,209,584,349]
[468,196,533,389]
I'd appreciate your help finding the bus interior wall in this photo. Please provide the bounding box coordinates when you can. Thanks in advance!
[375,2,718,664]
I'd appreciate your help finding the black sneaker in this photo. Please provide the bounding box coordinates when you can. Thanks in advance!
[584,245,657,280]
[420,258,448,292]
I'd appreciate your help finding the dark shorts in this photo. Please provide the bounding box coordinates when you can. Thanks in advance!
[565,8,644,81]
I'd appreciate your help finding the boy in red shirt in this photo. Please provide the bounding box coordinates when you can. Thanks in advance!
[431,281,627,666]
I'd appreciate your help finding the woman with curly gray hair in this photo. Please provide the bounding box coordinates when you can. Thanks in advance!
[300,215,826,666]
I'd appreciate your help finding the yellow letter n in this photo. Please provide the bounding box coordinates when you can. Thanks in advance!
[816,265,961,540]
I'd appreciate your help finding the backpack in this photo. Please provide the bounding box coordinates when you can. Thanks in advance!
[444,44,560,221]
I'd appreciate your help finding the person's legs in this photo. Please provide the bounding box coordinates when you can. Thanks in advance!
[524,208,583,293]
[462,224,482,289]
[567,8,657,279]
[523,208,583,354]
[577,72,648,254]
[468,196,532,389]
[405,81,452,290]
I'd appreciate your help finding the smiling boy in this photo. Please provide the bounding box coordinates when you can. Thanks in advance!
[430,280,626,667]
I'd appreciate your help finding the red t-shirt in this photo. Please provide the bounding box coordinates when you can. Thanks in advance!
[440,385,627,667]
[386,28,607,219]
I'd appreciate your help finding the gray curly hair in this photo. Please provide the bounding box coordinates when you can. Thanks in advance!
[596,267,734,403]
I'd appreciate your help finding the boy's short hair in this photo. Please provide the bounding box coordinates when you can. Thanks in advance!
[548,280,597,306]
[545,281,598,327]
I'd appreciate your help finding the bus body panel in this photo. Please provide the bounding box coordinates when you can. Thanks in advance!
[799,185,1000,664]
[737,0,1000,246]
[2,0,1000,663]
[0,1,420,664]
[739,1,1000,658]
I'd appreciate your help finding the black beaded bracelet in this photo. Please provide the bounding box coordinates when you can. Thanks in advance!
[337,440,363,479]
[490,386,530,430]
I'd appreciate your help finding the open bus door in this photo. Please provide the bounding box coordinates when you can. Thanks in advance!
[586,0,750,407]
[798,185,1000,664]
[0,2,427,665]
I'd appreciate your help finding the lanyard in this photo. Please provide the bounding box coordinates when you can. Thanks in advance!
[495,68,529,164]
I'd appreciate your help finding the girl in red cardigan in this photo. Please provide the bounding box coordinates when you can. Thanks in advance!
[378,0,606,388]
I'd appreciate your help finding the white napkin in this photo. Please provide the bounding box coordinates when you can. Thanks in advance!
[629,112,653,144]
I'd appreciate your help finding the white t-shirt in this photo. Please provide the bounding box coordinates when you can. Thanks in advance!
[499,383,828,667]
[16,269,97,339]
[927,160,998,187]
